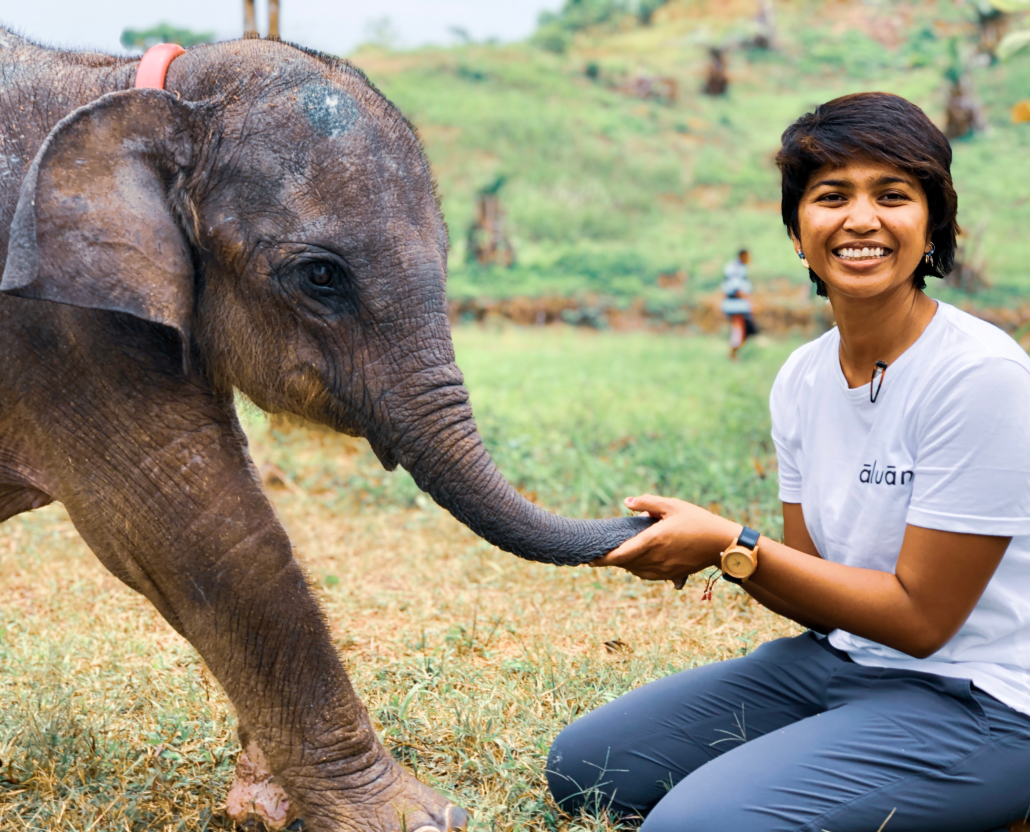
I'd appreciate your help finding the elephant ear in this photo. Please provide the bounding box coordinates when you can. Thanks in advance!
[1,88,200,349]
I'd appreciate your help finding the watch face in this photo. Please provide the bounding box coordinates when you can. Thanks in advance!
[723,548,756,578]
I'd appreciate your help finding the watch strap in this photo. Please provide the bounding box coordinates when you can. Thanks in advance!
[737,525,760,551]
[721,573,743,586]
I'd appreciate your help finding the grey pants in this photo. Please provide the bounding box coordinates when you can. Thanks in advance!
[547,632,1030,831]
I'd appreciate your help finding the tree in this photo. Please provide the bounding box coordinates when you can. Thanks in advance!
[703,47,729,96]
[970,0,1010,61]
[466,177,515,268]
[943,39,987,139]
[120,23,215,51]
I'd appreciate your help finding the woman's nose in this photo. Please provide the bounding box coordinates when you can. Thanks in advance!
[842,195,881,234]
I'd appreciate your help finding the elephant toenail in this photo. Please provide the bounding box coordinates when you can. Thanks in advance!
[445,805,470,829]
[409,806,468,832]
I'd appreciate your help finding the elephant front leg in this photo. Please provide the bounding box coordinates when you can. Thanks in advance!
[56,421,467,832]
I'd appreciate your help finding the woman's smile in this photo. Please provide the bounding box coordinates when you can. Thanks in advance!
[832,243,892,263]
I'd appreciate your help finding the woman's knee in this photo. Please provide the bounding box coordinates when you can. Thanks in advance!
[547,712,680,818]
[546,717,616,812]
[639,783,773,832]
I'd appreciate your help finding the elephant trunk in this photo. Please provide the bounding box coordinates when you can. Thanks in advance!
[386,369,654,566]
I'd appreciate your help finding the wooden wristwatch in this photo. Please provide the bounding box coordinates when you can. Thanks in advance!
[720,526,760,583]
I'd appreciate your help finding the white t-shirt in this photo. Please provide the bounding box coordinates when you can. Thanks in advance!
[770,301,1030,715]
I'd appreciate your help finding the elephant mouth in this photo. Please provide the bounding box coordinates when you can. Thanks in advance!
[368,440,399,471]
[308,395,400,470]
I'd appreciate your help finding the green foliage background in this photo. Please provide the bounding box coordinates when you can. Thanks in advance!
[120,23,214,51]
[349,0,1030,303]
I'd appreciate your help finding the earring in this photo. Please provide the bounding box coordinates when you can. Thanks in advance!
[797,249,810,268]
[797,250,805,260]
[924,243,935,268]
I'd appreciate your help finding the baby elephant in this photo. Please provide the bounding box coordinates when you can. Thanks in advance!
[0,30,649,831]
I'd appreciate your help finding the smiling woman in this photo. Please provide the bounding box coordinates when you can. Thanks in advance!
[547,93,1030,831]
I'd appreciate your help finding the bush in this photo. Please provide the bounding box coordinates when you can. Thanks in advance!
[903,25,946,69]
[543,0,628,31]
[637,0,670,24]
[532,19,572,54]
[120,23,214,51]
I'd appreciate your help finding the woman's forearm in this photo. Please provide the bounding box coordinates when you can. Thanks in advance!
[741,581,829,634]
[747,537,944,658]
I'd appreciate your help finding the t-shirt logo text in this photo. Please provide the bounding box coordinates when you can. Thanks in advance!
[860,461,914,486]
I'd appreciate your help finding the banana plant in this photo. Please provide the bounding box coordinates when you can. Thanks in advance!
[990,0,1030,59]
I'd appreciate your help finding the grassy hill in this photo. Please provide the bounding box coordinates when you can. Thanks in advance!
[350,0,1030,306]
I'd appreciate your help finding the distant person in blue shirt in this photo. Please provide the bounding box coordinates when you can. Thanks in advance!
[720,248,758,359]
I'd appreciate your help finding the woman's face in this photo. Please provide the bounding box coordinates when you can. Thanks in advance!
[795,158,931,301]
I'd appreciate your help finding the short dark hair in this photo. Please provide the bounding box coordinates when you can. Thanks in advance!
[775,92,958,297]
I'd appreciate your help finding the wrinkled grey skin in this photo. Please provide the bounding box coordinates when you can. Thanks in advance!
[0,31,653,830]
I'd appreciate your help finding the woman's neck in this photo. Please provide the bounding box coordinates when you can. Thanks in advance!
[830,283,938,389]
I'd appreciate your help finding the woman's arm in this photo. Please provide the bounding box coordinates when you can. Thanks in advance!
[748,522,1009,657]
[593,495,1010,658]
[738,503,829,633]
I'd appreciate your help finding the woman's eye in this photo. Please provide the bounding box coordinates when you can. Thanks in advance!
[304,262,335,287]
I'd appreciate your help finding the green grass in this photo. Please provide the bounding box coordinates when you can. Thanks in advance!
[349,0,1030,301]
[1,329,802,831]
[249,326,800,535]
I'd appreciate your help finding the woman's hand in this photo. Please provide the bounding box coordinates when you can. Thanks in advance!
[590,494,742,584]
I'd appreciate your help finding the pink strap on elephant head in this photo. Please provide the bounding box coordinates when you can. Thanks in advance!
[134,43,186,90]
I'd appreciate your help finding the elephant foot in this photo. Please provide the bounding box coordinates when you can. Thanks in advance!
[227,744,300,831]
[228,743,469,832]
[363,763,469,832]
[310,759,469,832]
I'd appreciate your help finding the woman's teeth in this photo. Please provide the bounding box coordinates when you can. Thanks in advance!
[836,247,889,260]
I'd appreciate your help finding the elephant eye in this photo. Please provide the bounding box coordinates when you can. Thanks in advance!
[303,261,336,288]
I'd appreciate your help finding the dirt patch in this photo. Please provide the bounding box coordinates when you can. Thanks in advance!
[450,282,825,335]
[450,286,1030,344]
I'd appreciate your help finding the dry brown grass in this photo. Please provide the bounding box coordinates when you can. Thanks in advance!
[0,448,797,831]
